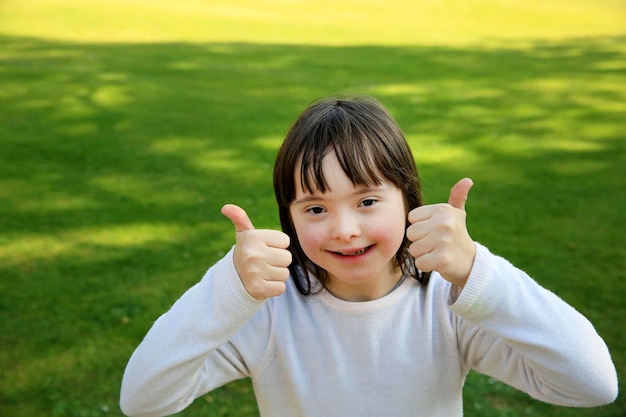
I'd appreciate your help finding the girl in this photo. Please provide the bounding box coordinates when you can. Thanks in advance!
[120,96,617,417]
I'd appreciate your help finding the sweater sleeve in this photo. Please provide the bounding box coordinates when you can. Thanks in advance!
[450,243,618,407]
[120,249,266,417]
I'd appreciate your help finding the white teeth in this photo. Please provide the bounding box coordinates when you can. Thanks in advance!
[342,247,368,256]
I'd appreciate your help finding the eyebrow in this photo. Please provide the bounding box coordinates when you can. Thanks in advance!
[292,185,389,205]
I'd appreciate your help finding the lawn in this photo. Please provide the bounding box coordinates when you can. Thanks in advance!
[0,1,625,416]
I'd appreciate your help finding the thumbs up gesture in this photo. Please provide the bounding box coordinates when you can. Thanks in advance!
[221,204,292,300]
[406,178,476,288]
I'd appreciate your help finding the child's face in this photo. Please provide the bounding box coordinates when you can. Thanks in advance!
[289,152,408,301]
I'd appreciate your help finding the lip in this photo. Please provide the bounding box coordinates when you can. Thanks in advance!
[327,244,375,259]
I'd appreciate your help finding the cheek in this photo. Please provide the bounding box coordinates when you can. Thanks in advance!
[374,218,406,247]
[368,210,407,250]
[292,221,325,256]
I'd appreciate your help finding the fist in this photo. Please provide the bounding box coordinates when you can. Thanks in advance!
[221,204,292,300]
[406,178,476,288]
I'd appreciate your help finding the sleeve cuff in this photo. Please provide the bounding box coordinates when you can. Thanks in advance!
[449,242,492,314]
[211,247,266,311]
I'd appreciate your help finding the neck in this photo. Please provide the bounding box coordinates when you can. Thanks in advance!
[326,266,404,302]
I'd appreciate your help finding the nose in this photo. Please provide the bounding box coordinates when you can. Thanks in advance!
[330,209,361,242]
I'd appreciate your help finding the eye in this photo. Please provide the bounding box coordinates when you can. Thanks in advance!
[306,206,325,215]
[360,198,378,207]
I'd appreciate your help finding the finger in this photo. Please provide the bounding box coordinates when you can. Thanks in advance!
[221,204,255,232]
[249,280,287,300]
[264,281,287,298]
[407,204,438,224]
[408,235,434,260]
[255,230,291,250]
[265,264,291,282]
[413,251,439,274]
[406,221,428,243]
[448,178,474,211]
[266,247,293,268]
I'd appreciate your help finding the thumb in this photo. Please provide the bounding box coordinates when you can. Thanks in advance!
[448,178,474,211]
[221,204,255,232]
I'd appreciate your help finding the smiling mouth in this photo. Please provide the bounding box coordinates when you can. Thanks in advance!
[333,245,373,257]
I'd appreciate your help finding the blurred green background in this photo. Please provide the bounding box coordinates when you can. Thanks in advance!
[1,1,624,416]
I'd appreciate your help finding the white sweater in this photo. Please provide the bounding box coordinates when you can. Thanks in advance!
[120,243,617,417]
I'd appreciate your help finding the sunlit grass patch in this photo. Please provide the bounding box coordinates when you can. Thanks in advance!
[0,1,624,416]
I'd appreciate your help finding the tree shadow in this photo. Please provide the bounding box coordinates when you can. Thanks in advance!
[0,34,624,416]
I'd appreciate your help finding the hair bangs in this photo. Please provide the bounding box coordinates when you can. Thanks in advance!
[297,106,385,195]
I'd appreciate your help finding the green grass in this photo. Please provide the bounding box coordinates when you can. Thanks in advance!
[1,1,625,416]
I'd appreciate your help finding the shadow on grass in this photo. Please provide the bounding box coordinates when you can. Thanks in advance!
[0,34,624,416]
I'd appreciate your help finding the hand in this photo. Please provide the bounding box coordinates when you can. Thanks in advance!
[406,178,476,288]
[221,204,292,300]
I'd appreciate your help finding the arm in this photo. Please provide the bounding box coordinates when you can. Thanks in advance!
[120,205,291,417]
[119,250,265,417]
[452,243,618,406]
[407,179,617,406]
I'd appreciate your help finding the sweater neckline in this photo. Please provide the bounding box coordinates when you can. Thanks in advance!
[316,276,415,314]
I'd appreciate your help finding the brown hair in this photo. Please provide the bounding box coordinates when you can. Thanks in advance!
[273,96,430,295]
